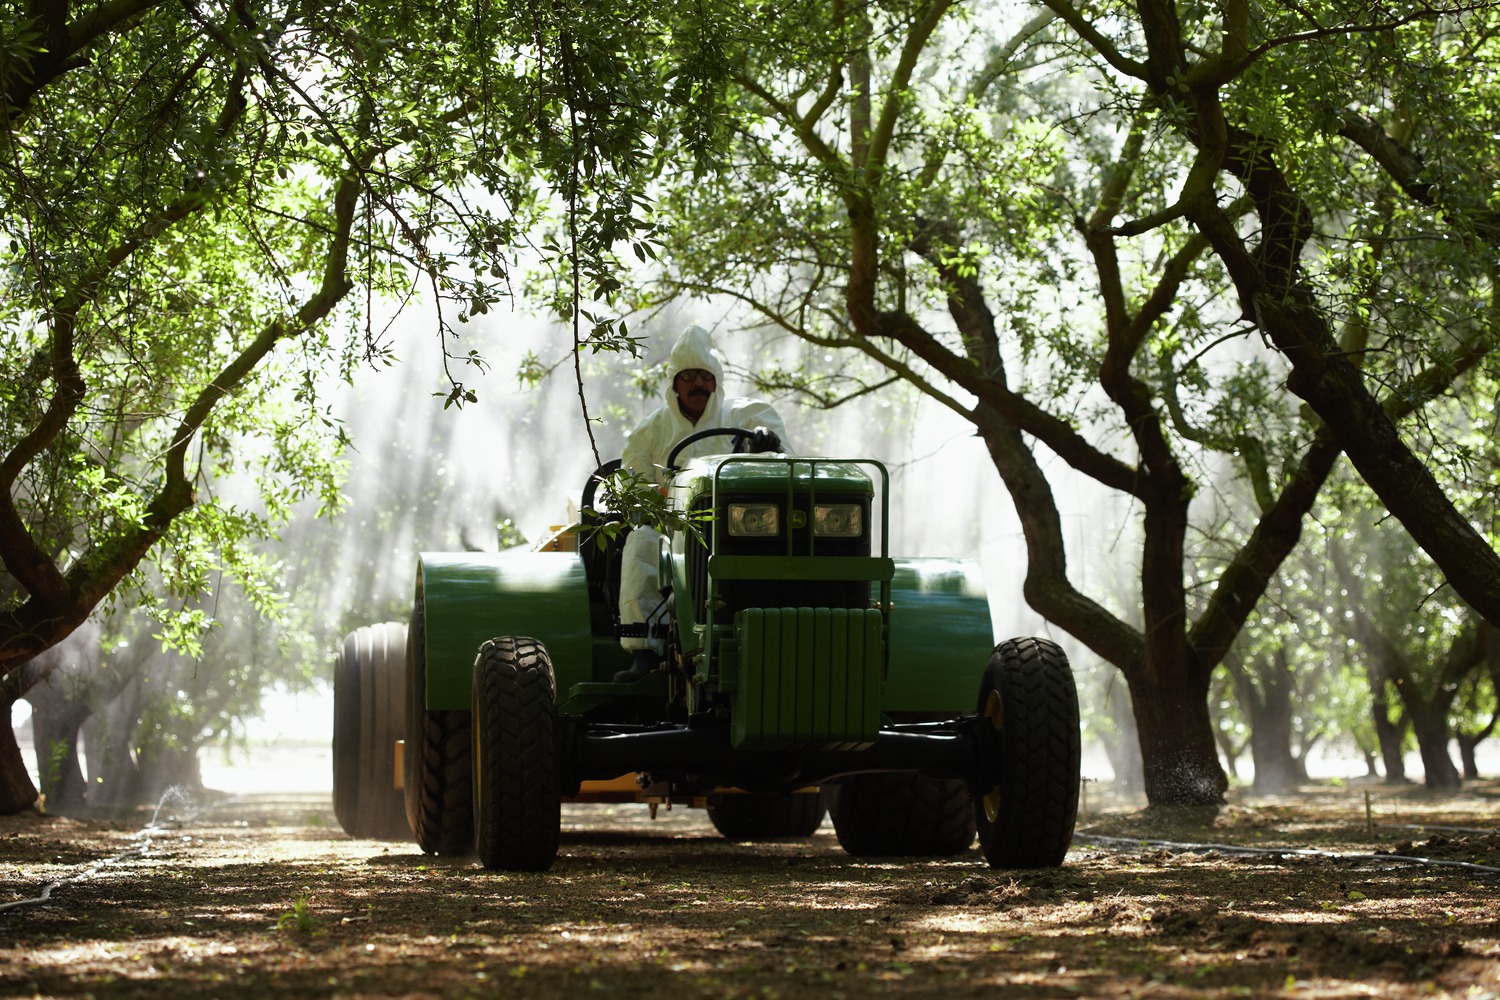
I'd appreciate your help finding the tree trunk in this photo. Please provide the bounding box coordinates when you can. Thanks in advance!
[1131,668,1227,807]
[972,412,1227,806]
[1454,707,1495,781]
[1211,720,1240,781]
[1407,704,1462,790]
[1456,734,1481,781]
[0,677,38,814]
[1247,712,1304,794]
[1247,651,1306,794]
[1225,648,1306,795]
[83,677,147,808]
[1248,729,1305,793]
[1454,636,1497,781]
[1103,675,1145,795]
[23,670,93,812]
[135,743,205,804]
[1159,28,1500,635]
[0,725,37,814]
[1371,680,1409,785]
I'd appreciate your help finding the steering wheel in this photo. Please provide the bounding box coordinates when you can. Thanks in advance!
[665,427,757,473]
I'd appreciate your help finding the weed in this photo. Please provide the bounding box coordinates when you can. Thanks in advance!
[276,893,318,935]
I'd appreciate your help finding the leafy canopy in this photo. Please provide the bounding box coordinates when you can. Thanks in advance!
[0,0,729,670]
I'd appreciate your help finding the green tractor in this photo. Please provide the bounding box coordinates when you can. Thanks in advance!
[332,429,1081,871]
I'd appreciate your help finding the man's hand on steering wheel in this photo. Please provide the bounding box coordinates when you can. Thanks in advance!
[666,426,781,470]
[748,427,782,454]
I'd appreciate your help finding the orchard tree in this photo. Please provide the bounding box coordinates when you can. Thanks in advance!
[1329,514,1482,790]
[649,1,1495,805]
[1322,372,1500,791]
[0,0,725,812]
[1215,526,1387,790]
[1041,1,1500,625]
[1453,653,1498,779]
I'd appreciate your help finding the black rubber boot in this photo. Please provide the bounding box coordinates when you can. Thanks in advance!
[612,649,660,683]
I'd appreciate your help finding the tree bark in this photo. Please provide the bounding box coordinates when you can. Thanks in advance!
[0,160,365,681]
[1104,674,1145,795]
[134,743,205,804]
[1369,674,1410,785]
[83,677,147,808]
[1388,625,1481,791]
[972,409,1226,805]
[0,725,37,814]
[1454,701,1497,781]
[1456,730,1489,781]
[24,672,92,811]
[1130,666,1226,806]
[0,674,37,814]
[733,5,1436,810]
[1166,42,1500,635]
[1226,649,1306,794]
[1407,704,1462,790]
[1456,637,1499,780]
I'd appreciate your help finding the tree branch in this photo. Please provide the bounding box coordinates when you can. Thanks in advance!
[2,156,367,668]
[1037,0,1150,81]
[867,0,952,173]
[965,9,1058,107]
[2,0,168,118]
[1337,110,1500,245]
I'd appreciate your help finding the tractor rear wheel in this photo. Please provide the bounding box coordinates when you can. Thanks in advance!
[827,772,975,856]
[332,622,411,840]
[471,636,561,871]
[707,792,826,839]
[405,596,473,855]
[974,637,1080,868]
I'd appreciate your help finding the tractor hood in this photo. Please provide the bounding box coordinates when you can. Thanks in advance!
[672,454,876,506]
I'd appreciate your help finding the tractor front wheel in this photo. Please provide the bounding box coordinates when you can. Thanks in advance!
[471,636,561,871]
[973,637,1080,868]
[332,622,411,841]
[707,792,826,840]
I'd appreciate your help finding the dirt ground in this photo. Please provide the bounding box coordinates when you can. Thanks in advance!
[2,782,1497,999]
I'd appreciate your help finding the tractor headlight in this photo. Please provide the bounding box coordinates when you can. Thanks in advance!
[813,503,863,538]
[728,503,780,537]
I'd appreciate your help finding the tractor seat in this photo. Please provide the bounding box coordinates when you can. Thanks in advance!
[579,459,628,638]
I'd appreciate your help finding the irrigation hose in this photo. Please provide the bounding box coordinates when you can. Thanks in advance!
[1073,831,1500,876]
[0,787,202,915]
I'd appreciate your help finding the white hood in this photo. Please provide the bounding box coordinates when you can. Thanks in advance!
[662,324,725,412]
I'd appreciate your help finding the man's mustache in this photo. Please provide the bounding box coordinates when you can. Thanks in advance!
[688,387,712,398]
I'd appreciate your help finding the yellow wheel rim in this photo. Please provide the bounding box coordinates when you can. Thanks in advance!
[982,689,1003,823]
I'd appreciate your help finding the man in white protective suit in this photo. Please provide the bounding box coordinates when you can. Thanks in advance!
[612,325,791,682]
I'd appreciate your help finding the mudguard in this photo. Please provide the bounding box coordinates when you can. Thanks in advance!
[416,551,594,710]
[883,557,994,714]
[414,551,991,716]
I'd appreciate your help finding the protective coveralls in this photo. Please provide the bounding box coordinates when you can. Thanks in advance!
[617,325,791,656]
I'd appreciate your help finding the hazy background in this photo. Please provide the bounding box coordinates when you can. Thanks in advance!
[13,299,1490,801]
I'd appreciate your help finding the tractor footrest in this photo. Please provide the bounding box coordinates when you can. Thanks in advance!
[615,623,670,638]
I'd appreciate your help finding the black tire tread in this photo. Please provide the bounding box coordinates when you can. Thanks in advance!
[472,636,560,871]
[332,622,411,841]
[975,637,1080,869]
